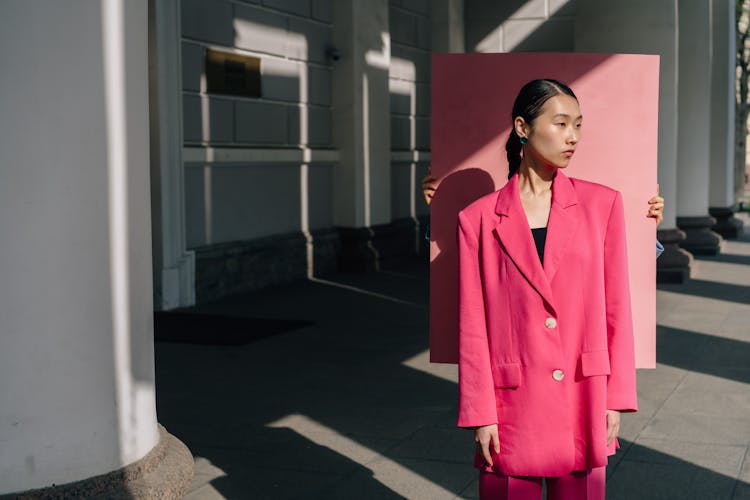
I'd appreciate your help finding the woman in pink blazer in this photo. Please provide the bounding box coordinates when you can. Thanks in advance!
[456,79,638,499]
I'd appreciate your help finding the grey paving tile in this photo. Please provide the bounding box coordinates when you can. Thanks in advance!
[184,483,227,500]
[190,461,343,500]
[188,441,355,478]
[634,365,687,418]
[623,437,745,477]
[166,420,401,464]
[693,260,750,288]
[658,310,728,335]
[318,457,476,500]
[387,425,475,463]
[655,289,684,313]
[734,481,750,500]
[618,414,651,442]
[607,444,629,474]
[677,371,750,395]
[720,309,750,340]
[661,383,750,417]
[607,460,736,500]
[456,477,479,499]
[639,411,750,445]
[737,446,750,482]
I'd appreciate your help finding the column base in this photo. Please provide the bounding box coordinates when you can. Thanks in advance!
[676,216,723,255]
[2,424,193,500]
[709,206,744,239]
[656,228,694,284]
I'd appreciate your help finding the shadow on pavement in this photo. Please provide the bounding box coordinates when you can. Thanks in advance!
[155,258,477,499]
[656,325,750,385]
[697,253,750,266]
[658,278,750,305]
[608,439,745,500]
[155,256,749,499]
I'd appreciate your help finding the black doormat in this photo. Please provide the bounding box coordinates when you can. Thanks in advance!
[154,311,315,345]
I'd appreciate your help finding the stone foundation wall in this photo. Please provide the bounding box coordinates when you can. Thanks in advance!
[194,217,429,304]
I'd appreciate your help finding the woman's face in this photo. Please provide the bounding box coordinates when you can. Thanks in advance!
[516,94,582,170]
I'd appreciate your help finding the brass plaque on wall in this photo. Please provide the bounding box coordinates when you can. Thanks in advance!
[205,49,261,97]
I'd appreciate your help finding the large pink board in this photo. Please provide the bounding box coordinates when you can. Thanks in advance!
[429,53,658,369]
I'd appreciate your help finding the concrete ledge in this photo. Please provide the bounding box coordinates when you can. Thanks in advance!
[192,219,428,304]
[2,424,193,500]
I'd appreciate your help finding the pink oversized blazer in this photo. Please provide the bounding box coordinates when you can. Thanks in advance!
[456,170,638,477]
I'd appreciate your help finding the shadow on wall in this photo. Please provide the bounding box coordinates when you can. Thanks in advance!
[465,0,576,52]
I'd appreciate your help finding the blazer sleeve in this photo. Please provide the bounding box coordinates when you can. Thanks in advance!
[456,210,497,428]
[603,191,638,412]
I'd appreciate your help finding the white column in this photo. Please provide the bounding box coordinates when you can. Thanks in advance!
[676,0,723,254]
[677,0,713,216]
[575,0,693,281]
[331,0,391,228]
[0,0,164,493]
[575,0,679,229]
[148,0,196,310]
[709,0,743,237]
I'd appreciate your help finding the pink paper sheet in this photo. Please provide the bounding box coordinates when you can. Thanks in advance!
[429,52,659,369]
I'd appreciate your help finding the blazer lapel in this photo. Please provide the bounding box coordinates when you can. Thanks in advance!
[543,171,579,283]
[492,174,556,311]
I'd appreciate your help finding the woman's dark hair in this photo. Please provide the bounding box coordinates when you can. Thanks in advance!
[506,79,577,179]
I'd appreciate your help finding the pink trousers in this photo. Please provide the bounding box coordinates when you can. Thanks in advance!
[478,467,606,500]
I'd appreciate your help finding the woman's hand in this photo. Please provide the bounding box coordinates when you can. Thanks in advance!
[606,410,621,446]
[422,166,437,206]
[474,423,500,466]
[647,184,664,226]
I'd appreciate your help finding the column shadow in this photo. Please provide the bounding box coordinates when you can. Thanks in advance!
[655,325,750,385]
[608,439,745,500]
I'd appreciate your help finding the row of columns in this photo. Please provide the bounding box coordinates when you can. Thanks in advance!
[576,0,743,282]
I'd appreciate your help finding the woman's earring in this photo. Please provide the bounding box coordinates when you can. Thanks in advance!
[519,137,528,145]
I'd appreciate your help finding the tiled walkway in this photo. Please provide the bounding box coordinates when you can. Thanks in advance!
[156,214,750,499]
